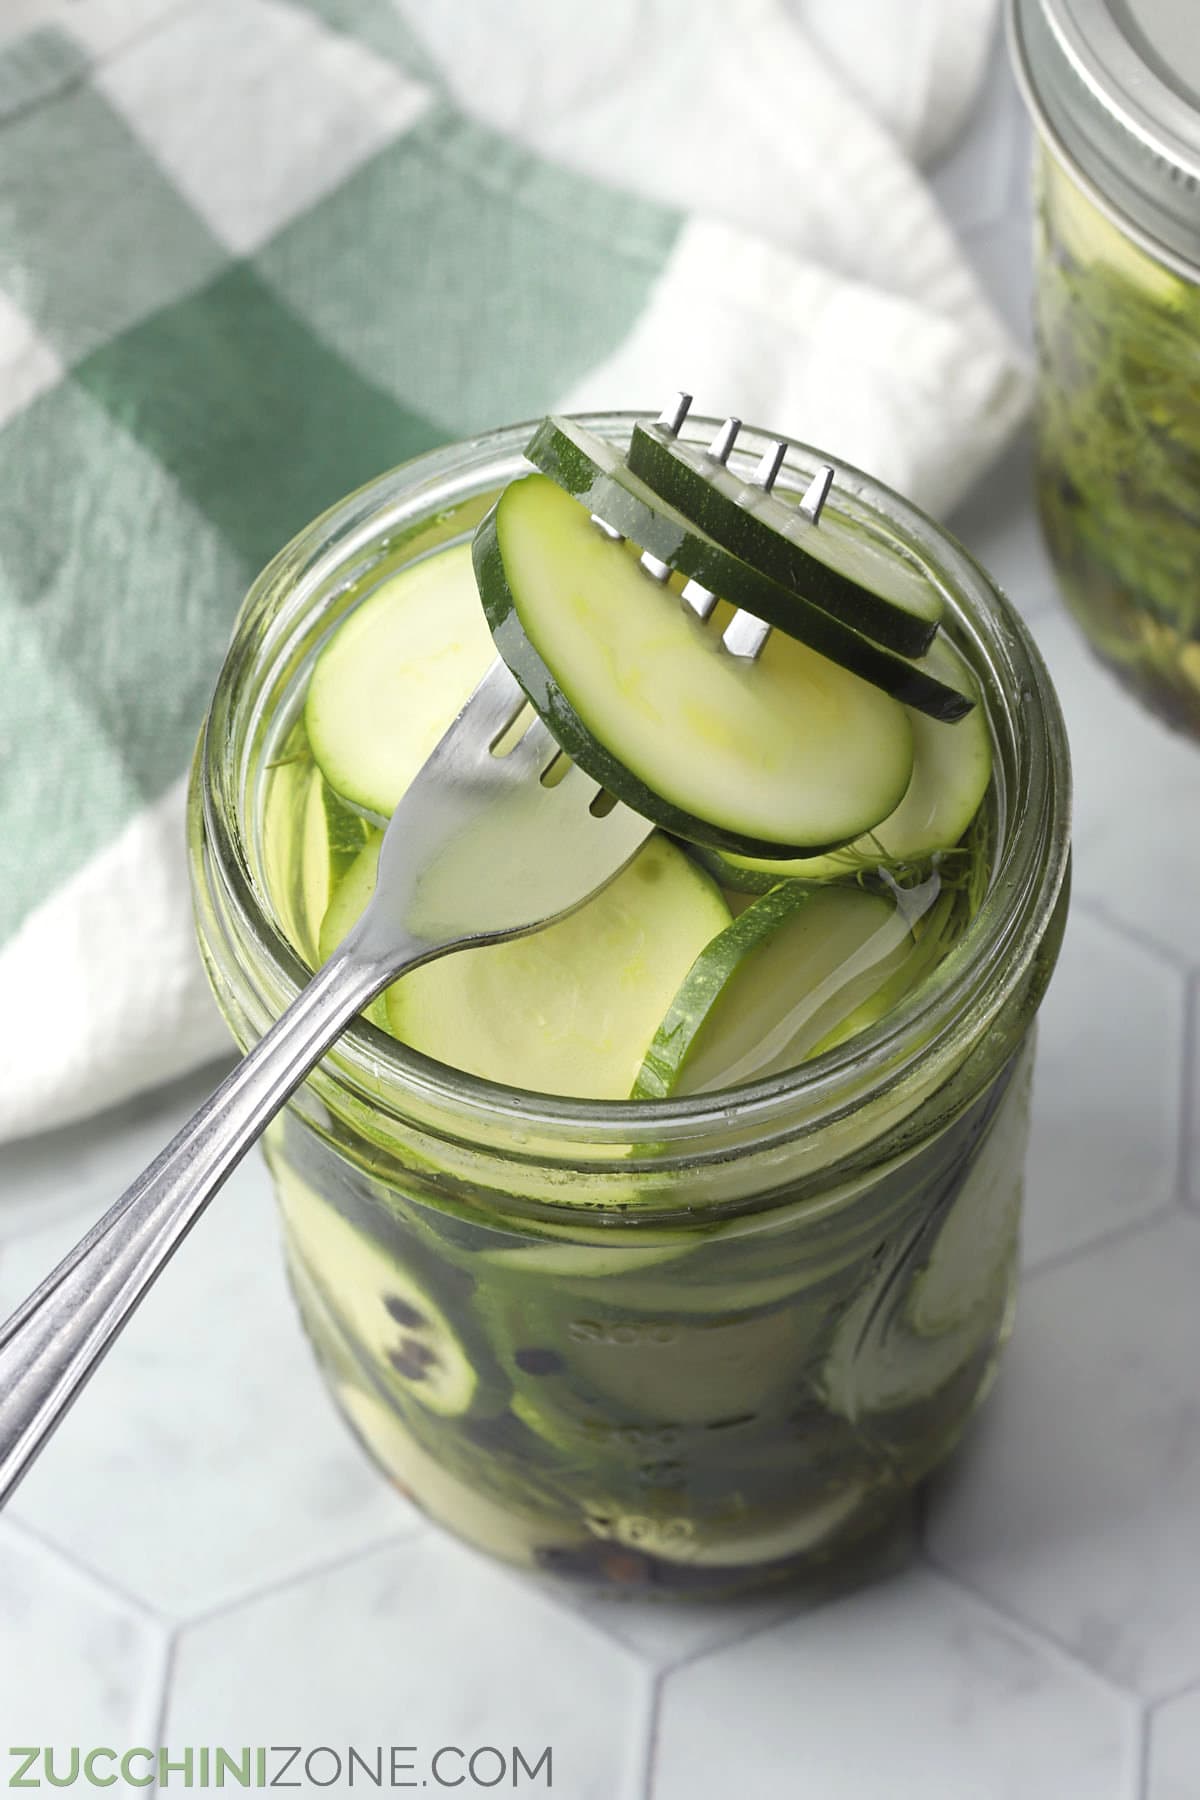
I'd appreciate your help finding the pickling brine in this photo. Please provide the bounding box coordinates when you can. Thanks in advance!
[189,413,1069,1595]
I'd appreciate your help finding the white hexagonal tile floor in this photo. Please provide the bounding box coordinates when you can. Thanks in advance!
[166,1529,651,1799]
[0,1075,413,1620]
[1146,1687,1200,1800]
[928,1214,1200,1699]
[652,1567,1136,1800]
[0,1518,166,1751]
[1022,909,1185,1268]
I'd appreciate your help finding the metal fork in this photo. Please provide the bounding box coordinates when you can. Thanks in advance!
[598,393,835,662]
[0,659,651,1505]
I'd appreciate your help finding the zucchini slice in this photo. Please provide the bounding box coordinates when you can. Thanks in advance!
[810,886,960,1057]
[481,1239,691,1279]
[305,542,496,816]
[263,755,363,966]
[634,881,938,1098]
[476,473,915,857]
[906,1072,1026,1340]
[502,1298,811,1453]
[528,417,972,722]
[292,1252,575,1567]
[293,777,373,961]
[317,832,390,1029]
[275,1161,480,1419]
[695,636,993,888]
[317,832,382,964]
[337,1382,569,1568]
[384,834,731,1100]
[627,419,943,658]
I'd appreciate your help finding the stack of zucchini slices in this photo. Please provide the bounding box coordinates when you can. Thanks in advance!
[305,403,992,1098]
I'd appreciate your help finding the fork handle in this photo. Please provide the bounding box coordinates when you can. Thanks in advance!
[0,938,408,1507]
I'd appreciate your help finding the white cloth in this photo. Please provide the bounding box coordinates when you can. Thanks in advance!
[0,0,1026,1142]
[396,0,1023,511]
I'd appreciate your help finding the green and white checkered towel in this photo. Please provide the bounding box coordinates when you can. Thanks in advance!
[0,0,1025,1140]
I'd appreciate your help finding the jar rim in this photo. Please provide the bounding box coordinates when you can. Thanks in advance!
[193,414,1071,1157]
[1009,0,1200,280]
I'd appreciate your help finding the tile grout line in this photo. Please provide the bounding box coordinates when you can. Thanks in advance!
[1146,1669,1200,1711]
[471,1563,667,1798]
[632,1587,842,1684]
[504,1568,670,1669]
[1021,1201,1180,1283]
[149,1630,179,1800]
[3,1509,171,1628]
[609,1514,924,1686]
[176,1522,425,1633]
[522,1576,801,1683]
[453,1546,679,1670]
[1070,893,1200,981]
[639,1667,665,1800]
[1135,1699,1152,1800]
[920,1549,1147,1709]
[543,1600,682,1671]
[1176,970,1198,1213]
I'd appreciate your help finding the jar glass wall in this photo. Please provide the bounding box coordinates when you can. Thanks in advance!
[188,417,1070,1598]
[1033,145,1200,735]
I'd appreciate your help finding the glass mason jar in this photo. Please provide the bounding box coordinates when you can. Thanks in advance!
[188,416,1070,1600]
[1010,0,1200,736]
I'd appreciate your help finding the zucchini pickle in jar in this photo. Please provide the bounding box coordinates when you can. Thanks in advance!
[189,415,1070,1599]
[1010,0,1200,736]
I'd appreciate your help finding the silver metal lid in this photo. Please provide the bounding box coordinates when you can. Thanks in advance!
[1009,0,1200,271]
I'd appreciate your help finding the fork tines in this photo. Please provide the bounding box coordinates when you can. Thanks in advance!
[592,391,835,663]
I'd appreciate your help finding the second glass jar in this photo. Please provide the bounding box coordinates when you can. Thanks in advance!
[1012,0,1200,736]
[1034,148,1200,733]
